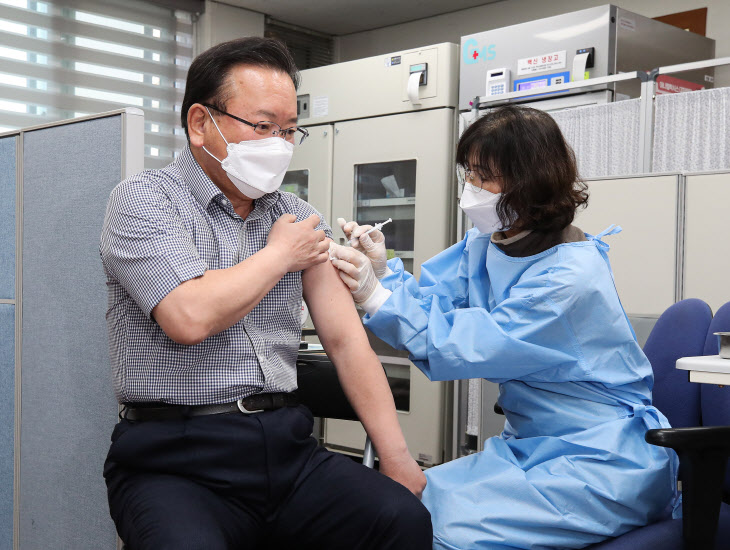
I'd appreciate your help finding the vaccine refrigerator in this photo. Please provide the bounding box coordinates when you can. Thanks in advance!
[285,43,459,466]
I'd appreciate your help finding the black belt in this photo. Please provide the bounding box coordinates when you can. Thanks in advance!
[121,392,300,422]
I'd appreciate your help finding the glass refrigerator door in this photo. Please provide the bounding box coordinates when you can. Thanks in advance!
[280,169,310,203]
[327,108,457,466]
[354,160,416,272]
[331,109,455,280]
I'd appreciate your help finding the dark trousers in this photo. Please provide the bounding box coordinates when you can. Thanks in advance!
[104,404,432,550]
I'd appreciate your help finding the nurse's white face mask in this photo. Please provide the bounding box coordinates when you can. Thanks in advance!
[459,182,506,234]
[203,107,294,199]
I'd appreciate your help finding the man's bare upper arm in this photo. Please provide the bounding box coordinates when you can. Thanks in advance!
[302,251,369,352]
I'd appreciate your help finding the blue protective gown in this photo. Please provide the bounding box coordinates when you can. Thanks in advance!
[363,227,678,550]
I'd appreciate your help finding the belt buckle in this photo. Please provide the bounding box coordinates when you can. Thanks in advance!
[237,398,264,415]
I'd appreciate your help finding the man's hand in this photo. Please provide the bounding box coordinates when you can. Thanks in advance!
[328,243,380,304]
[267,214,329,272]
[378,448,427,499]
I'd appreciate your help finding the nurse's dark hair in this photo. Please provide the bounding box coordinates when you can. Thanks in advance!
[180,37,300,140]
[456,105,588,232]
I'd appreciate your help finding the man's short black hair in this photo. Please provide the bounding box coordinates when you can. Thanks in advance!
[181,37,300,140]
[456,105,588,233]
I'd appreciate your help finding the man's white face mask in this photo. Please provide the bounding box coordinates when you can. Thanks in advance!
[459,182,506,234]
[203,107,294,199]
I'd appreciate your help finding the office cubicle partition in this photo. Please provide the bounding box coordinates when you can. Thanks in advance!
[0,109,144,550]
[575,171,730,342]
[575,174,683,347]
[0,135,17,550]
[575,174,682,314]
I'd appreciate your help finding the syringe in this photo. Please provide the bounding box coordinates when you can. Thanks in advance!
[350,218,392,246]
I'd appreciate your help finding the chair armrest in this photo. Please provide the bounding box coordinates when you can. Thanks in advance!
[646,426,730,452]
[646,426,730,549]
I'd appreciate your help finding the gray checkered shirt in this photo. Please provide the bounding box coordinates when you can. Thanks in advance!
[100,145,331,405]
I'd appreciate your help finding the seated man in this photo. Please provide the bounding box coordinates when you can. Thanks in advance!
[100,36,431,550]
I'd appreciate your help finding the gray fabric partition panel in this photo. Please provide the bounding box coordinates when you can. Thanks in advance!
[20,117,121,549]
[628,315,660,349]
[0,136,15,300]
[0,304,14,550]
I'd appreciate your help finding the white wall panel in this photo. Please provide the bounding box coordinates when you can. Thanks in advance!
[684,172,730,313]
[575,175,680,316]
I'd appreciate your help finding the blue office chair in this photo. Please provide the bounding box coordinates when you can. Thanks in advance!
[645,299,710,429]
[592,298,730,549]
[702,301,730,356]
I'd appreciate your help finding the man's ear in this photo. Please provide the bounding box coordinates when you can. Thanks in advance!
[187,104,208,148]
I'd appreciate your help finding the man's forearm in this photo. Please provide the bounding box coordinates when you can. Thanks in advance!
[302,260,410,458]
[328,345,409,460]
[153,246,288,345]
[304,260,425,496]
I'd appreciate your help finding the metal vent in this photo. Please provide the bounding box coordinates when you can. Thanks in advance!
[265,17,334,70]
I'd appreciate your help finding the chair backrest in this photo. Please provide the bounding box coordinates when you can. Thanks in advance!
[643,298,712,428]
[701,301,730,498]
[296,352,358,421]
[703,301,730,356]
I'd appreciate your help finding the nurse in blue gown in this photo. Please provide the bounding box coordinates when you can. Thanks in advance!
[329,105,678,549]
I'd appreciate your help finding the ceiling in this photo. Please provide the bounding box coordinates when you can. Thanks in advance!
[216,0,506,36]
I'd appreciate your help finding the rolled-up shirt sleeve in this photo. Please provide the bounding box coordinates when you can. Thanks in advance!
[100,177,208,318]
[292,197,333,239]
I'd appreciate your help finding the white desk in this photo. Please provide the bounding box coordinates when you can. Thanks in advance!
[676,355,730,385]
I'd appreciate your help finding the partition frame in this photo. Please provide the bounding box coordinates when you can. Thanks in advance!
[639,78,655,173]
[677,168,730,312]
[2,107,144,550]
[13,132,22,550]
[655,56,730,77]
[676,174,686,304]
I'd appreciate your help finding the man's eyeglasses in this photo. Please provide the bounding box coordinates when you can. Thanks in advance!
[202,103,309,146]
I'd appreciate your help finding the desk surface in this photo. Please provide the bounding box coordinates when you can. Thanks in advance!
[677,355,730,373]
[676,355,730,385]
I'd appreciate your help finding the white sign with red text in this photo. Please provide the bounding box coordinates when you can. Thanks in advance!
[517,51,566,75]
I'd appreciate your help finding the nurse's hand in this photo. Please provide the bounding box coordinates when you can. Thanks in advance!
[337,218,389,279]
[378,449,427,499]
[329,243,379,304]
[329,243,392,315]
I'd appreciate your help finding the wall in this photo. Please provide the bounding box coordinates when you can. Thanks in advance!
[196,0,265,51]
[336,0,730,62]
